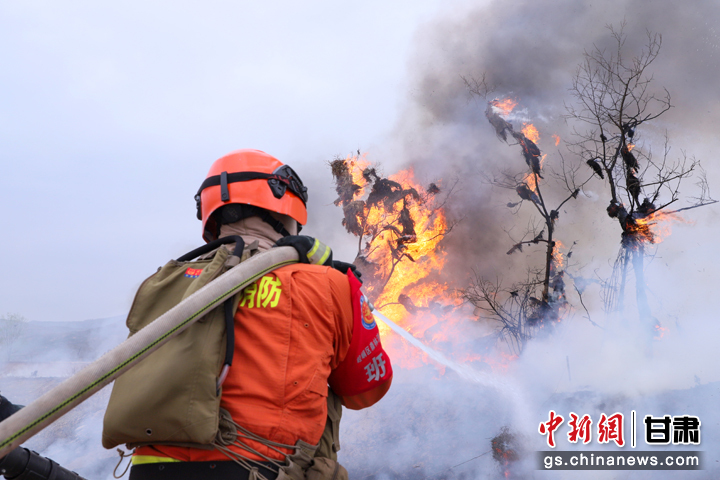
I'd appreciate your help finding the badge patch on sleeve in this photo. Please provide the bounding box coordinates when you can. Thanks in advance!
[327,271,392,397]
[360,295,377,330]
[184,267,203,278]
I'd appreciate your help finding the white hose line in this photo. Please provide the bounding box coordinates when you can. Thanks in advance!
[0,247,299,459]
[372,308,530,426]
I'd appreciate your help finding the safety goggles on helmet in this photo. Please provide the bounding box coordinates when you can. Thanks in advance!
[194,165,308,220]
[267,165,308,204]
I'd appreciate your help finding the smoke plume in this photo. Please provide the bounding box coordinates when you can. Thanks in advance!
[337,1,720,478]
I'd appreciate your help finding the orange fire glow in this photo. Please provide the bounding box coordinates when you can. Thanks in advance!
[654,324,669,339]
[552,240,566,271]
[461,352,518,374]
[552,134,561,146]
[521,154,546,193]
[341,156,471,368]
[631,211,689,244]
[522,172,537,193]
[367,172,449,324]
[627,143,635,152]
[344,154,371,194]
[492,98,518,116]
[521,123,540,143]
[336,155,522,372]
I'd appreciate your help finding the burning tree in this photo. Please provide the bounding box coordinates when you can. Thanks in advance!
[329,154,461,353]
[491,426,522,477]
[461,95,591,354]
[461,23,715,351]
[565,23,715,330]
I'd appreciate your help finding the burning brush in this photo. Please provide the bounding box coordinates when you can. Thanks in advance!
[607,198,685,247]
[491,426,523,478]
[330,153,470,367]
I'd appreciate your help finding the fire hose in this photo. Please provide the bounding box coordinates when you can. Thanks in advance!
[0,247,300,473]
[0,246,432,479]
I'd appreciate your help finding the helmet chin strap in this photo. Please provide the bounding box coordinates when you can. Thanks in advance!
[254,207,292,237]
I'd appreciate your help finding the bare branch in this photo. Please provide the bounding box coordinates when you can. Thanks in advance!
[462,72,496,99]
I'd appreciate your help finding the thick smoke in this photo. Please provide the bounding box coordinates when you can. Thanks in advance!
[338,1,720,479]
[386,0,720,287]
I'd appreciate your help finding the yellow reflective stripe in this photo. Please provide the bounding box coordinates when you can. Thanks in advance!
[306,239,331,265]
[131,455,182,465]
[306,238,321,261]
[317,245,331,265]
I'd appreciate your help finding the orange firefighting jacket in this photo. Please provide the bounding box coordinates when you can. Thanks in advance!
[135,263,392,463]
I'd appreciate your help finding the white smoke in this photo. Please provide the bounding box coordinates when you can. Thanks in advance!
[336,0,720,478]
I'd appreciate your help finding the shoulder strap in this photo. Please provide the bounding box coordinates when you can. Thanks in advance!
[174,235,246,394]
[217,299,235,393]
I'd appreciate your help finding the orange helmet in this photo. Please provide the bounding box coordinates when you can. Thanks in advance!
[195,149,308,242]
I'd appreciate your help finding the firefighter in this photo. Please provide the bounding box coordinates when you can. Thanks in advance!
[128,149,393,480]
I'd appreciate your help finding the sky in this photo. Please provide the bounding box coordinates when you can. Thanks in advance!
[0,0,458,323]
[4,1,717,324]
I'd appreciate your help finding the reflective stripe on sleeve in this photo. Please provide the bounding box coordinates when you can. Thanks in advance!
[307,239,331,265]
[131,455,183,465]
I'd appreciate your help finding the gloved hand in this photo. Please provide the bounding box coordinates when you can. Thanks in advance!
[0,394,23,421]
[332,260,363,283]
[274,235,333,266]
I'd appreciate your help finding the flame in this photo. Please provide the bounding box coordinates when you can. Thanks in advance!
[630,211,690,244]
[521,123,540,143]
[491,428,519,477]
[552,240,565,271]
[552,134,561,146]
[627,143,635,152]
[368,169,450,320]
[521,160,545,192]
[336,155,520,372]
[339,157,466,368]
[491,97,518,116]
[347,154,371,197]
[654,324,669,339]
[522,172,537,193]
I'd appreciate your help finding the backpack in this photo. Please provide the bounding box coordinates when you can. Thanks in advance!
[102,236,248,449]
[102,235,350,480]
